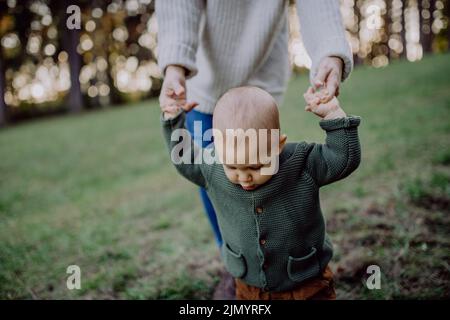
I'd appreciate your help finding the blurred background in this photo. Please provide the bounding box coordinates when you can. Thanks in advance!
[0,0,449,300]
[0,0,448,124]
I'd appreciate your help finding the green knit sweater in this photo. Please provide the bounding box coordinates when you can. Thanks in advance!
[161,111,361,292]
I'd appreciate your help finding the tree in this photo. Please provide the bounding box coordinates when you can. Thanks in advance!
[0,1,34,126]
[54,0,84,113]
[64,27,84,113]
[353,0,363,65]
[444,0,450,46]
[400,0,407,58]
[419,0,436,53]
[0,49,6,127]
[386,0,392,60]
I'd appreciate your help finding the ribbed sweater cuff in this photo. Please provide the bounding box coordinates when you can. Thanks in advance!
[310,36,353,84]
[319,115,361,131]
[160,110,186,127]
[158,44,198,79]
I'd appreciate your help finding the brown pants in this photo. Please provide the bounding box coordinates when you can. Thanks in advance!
[235,266,336,300]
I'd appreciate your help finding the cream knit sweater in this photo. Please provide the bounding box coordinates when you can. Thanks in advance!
[156,0,353,114]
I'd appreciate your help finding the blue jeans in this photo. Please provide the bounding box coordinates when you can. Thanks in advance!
[185,109,223,248]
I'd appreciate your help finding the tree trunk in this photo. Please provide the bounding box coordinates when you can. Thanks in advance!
[420,0,435,53]
[0,50,6,127]
[58,0,83,113]
[65,30,83,113]
[400,0,407,58]
[385,0,392,60]
[429,0,436,52]
[447,0,450,48]
[353,0,362,65]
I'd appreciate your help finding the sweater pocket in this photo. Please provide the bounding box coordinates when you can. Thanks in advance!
[223,243,247,279]
[287,247,320,283]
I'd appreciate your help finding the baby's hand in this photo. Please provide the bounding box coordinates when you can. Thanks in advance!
[161,100,197,120]
[303,87,346,120]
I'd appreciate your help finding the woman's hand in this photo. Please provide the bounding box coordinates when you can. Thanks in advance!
[159,65,198,119]
[312,56,343,104]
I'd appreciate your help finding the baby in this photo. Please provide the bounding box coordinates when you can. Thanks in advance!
[160,86,361,300]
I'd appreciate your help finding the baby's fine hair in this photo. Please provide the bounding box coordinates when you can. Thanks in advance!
[213,86,280,132]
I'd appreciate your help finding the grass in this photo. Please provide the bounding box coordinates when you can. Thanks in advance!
[1,53,449,299]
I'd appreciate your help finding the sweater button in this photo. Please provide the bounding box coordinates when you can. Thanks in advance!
[256,206,263,214]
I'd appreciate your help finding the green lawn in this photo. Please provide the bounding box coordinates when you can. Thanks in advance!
[1,53,449,299]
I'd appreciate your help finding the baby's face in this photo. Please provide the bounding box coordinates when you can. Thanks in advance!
[215,132,286,191]
[223,161,274,191]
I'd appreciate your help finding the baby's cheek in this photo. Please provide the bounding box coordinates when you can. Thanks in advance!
[256,172,272,184]
[224,170,237,183]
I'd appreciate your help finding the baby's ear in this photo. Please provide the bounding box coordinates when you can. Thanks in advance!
[279,134,287,151]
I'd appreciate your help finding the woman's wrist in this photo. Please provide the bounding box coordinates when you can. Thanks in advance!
[165,65,186,77]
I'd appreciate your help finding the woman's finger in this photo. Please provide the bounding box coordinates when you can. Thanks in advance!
[165,88,174,97]
[172,81,185,97]
[162,104,180,113]
[182,101,199,112]
[161,96,186,108]
[313,64,330,88]
[325,70,339,98]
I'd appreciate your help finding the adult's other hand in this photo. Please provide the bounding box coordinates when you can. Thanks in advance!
[159,65,198,117]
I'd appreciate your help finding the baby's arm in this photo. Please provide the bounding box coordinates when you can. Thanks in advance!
[303,87,361,186]
[161,108,209,188]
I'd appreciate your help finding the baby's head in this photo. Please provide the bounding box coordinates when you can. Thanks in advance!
[213,86,287,191]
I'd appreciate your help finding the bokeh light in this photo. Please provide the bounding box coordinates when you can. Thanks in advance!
[0,0,448,117]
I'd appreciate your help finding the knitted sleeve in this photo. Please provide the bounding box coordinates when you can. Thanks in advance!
[155,0,205,78]
[305,116,361,187]
[160,111,209,188]
[296,0,353,83]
